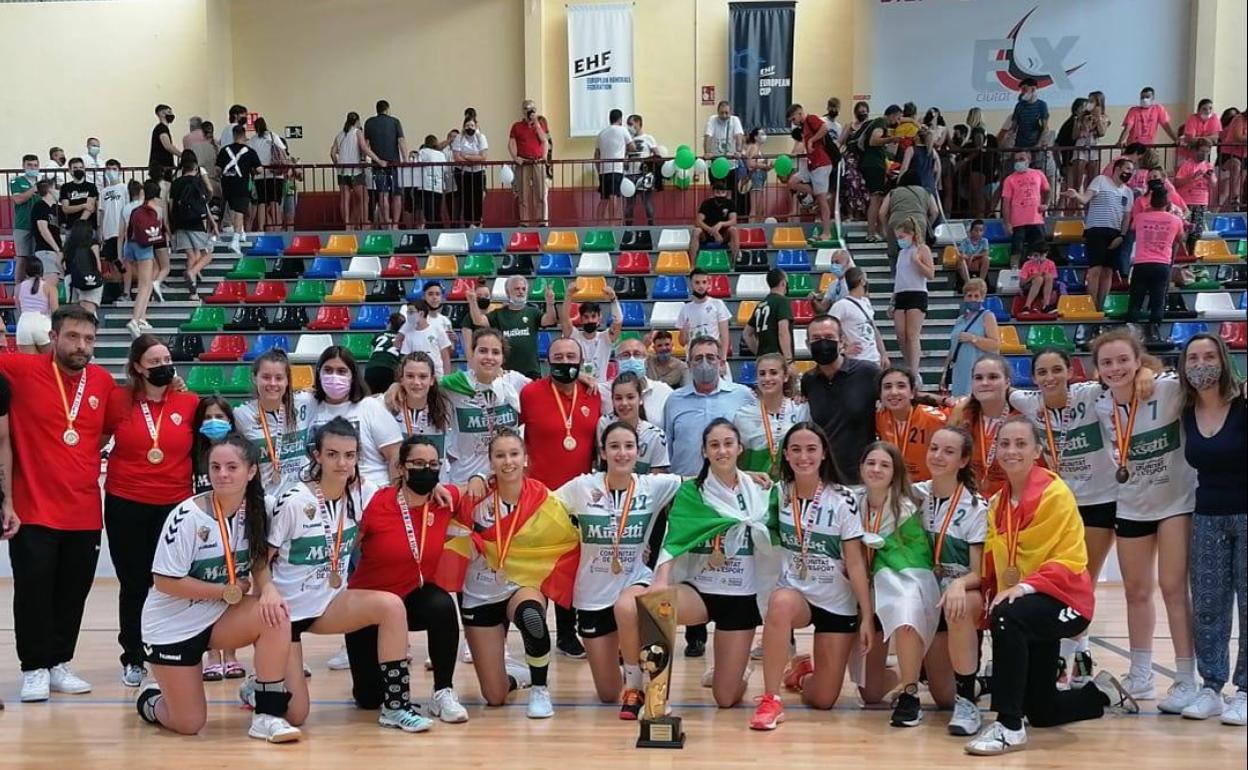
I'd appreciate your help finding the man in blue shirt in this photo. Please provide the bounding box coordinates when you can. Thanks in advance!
[1004,77,1049,151]
[662,336,753,475]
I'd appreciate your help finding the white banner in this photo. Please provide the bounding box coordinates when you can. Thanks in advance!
[870,0,1191,111]
[567,3,635,137]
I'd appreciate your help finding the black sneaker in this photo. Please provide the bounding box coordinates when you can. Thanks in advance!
[556,636,586,659]
[1055,655,1069,687]
[684,639,706,658]
[890,688,923,728]
[1071,651,1095,687]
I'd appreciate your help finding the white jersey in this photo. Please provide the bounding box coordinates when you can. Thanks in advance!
[442,370,528,484]
[677,298,731,342]
[1010,382,1117,506]
[142,495,253,645]
[374,393,449,479]
[685,473,763,596]
[570,329,612,380]
[595,417,669,473]
[233,391,314,497]
[774,482,864,616]
[460,494,523,610]
[733,396,810,474]
[555,472,682,611]
[1094,375,1196,521]
[268,480,379,621]
[912,480,988,587]
[305,396,403,485]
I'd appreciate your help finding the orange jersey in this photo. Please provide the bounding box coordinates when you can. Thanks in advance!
[875,405,949,482]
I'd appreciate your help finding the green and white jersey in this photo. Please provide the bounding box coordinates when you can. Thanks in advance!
[734,396,809,476]
[555,472,682,611]
[374,394,449,480]
[268,480,379,621]
[1010,382,1116,506]
[595,417,669,473]
[774,482,864,616]
[233,391,314,497]
[306,397,403,486]
[442,370,529,484]
[142,495,252,646]
[1095,375,1196,521]
[912,480,988,585]
[686,473,763,597]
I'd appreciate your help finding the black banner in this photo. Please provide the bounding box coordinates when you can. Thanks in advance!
[728,1,795,135]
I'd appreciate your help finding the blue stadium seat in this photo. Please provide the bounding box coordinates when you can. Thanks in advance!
[737,360,758,386]
[1007,356,1034,387]
[1240,292,1247,310]
[242,333,290,362]
[1212,215,1247,239]
[1057,267,1085,294]
[619,301,647,328]
[775,249,812,272]
[404,279,428,301]
[470,231,505,253]
[537,253,574,276]
[247,234,286,257]
[537,331,553,358]
[652,276,690,300]
[303,257,343,279]
[984,220,1010,244]
[0,261,14,282]
[984,296,1010,323]
[351,305,393,331]
[1169,322,1209,347]
[1065,243,1087,266]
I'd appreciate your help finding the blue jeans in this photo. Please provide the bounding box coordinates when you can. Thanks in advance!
[1190,513,1247,692]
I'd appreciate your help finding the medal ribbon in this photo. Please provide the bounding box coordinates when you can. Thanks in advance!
[609,477,638,568]
[1111,394,1140,475]
[396,488,430,586]
[789,484,822,569]
[864,496,887,568]
[976,415,1003,474]
[140,400,165,454]
[313,483,347,580]
[493,493,522,573]
[53,360,88,434]
[759,401,778,464]
[1001,489,1022,579]
[1040,405,1066,470]
[931,484,964,566]
[890,407,915,454]
[257,407,283,477]
[550,381,579,448]
[211,494,241,587]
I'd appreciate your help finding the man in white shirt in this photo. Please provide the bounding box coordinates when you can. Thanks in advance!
[677,268,733,378]
[96,158,128,275]
[624,113,660,227]
[419,280,454,340]
[595,109,632,224]
[395,298,454,376]
[561,286,623,382]
[599,336,673,420]
[829,266,888,367]
[704,101,745,157]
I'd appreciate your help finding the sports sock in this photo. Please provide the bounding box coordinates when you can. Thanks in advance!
[379,660,412,711]
[1129,649,1152,681]
[623,663,643,689]
[955,672,978,702]
[253,679,292,717]
[1076,635,1090,654]
[1174,657,1196,686]
[1060,638,1077,661]
[515,600,551,687]
[137,689,162,725]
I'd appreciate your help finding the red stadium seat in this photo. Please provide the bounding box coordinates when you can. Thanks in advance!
[0,284,12,307]
[380,256,420,278]
[204,281,248,305]
[198,335,247,362]
[616,252,652,274]
[245,280,287,303]
[0,240,16,259]
[739,228,767,248]
[1070,357,1090,382]
[507,231,542,253]
[708,275,731,299]
[284,234,322,256]
[306,306,351,331]
[790,299,815,325]
[447,278,478,301]
[1011,295,1058,321]
[1221,321,1247,350]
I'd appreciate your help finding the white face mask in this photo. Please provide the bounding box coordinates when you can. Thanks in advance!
[756,134,766,145]
[1140,97,1153,107]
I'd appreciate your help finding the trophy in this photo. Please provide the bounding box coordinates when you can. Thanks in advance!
[635,589,685,749]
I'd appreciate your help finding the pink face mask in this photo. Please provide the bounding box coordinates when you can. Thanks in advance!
[321,372,352,399]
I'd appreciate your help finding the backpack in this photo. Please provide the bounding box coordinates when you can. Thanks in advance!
[856,118,885,154]
[129,205,164,247]
[173,178,208,229]
[268,136,291,172]
[822,131,843,167]
[67,240,102,291]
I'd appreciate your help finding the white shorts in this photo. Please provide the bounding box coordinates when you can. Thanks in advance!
[795,165,833,196]
[15,312,51,346]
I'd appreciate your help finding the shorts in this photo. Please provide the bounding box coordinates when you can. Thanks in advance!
[338,173,365,187]
[174,229,211,252]
[255,178,283,204]
[282,191,297,219]
[892,290,929,312]
[124,241,155,262]
[698,227,733,246]
[1079,501,1117,530]
[457,594,512,628]
[805,600,859,634]
[15,312,52,346]
[290,615,322,642]
[72,286,103,306]
[34,250,62,277]
[599,172,624,199]
[862,163,888,195]
[372,167,398,194]
[798,164,833,196]
[576,606,619,639]
[1011,224,1045,256]
[1115,511,1191,539]
[12,228,33,257]
[1084,227,1121,269]
[683,583,761,631]
[222,179,251,214]
[143,625,215,666]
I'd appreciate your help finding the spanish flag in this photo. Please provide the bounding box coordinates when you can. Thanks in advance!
[433,478,581,608]
[982,466,1094,620]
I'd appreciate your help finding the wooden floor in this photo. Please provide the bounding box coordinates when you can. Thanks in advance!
[0,580,1242,769]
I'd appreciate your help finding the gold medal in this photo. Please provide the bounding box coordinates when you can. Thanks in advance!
[1115,466,1130,484]
[1003,565,1021,587]
[147,447,165,464]
[328,571,343,589]
[933,564,945,579]
[611,556,623,575]
[222,583,244,605]
[63,428,80,446]
[563,435,577,451]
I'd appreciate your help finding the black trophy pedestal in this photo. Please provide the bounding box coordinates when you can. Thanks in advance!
[637,715,685,749]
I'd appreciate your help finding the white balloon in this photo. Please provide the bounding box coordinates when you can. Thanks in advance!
[500,165,515,186]
[764,216,778,224]
[661,160,676,178]
[654,145,670,158]
[693,158,708,175]
[619,177,636,198]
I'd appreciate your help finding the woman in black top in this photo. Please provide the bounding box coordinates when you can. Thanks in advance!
[1179,333,1247,725]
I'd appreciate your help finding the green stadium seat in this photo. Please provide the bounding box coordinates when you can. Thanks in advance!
[221,366,254,396]
[357,233,394,256]
[286,279,326,304]
[785,273,814,298]
[460,254,495,277]
[226,257,267,280]
[180,306,226,332]
[186,366,224,395]
[988,244,1011,268]
[582,230,617,252]
[529,277,566,301]
[340,333,374,361]
[695,250,732,273]
[1025,325,1073,352]
[1103,293,1130,319]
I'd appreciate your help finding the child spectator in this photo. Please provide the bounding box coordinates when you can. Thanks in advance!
[1018,239,1057,316]
[1174,138,1216,248]
[956,218,990,285]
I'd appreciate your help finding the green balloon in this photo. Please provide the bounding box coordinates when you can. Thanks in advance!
[710,156,732,179]
[674,172,692,190]
[774,154,794,177]
[675,145,696,170]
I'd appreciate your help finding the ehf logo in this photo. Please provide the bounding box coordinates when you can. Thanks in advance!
[971,6,1086,102]
[573,49,613,78]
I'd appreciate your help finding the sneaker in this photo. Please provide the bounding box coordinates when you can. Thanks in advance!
[1158,680,1201,714]
[1119,671,1156,701]
[460,640,474,664]
[889,689,923,727]
[701,666,715,688]
[302,665,312,679]
[556,636,586,659]
[1071,650,1095,687]
[136,681,162,724]
[379,705,434,733]
[948,694,982,736]
[152,281,165,303]
[619,688,644,721]
[749,693,785,731]
[1093,671,1140,714]
[21,669,50,702]
[125,319,142,338]
[238,675,257,709]
[750,643,764,661]
[964,721,1027,756]
[1181,687,1226,720]
[1221,690,1247,726]
[229,233,242,254]
[429,687,469,724]
[684,639,706,658]
[423,657,433,671]
[49,663,91,694]
[138,319,154,331]
[121,664,147,688]
[1055,656,1069,689]
[326,646,350,671]
[249,712,303,743]
[505,657,532,689]
[782,654,813,692]
[527,685,555,719]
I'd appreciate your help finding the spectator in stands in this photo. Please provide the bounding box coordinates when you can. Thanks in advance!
[59,157,98,230]
[147,104,180,180]
[880,168,938,265]
[647,330,689,389]
[364,100,407,228]
[1063,157,1135,311]
[181,116,204,152]
[415,134,447,229]
[61,220,103,315]
[1066,110,1101,195]
[509,99,551,226]
[117,180,142,302]
[1175,138,1217,246]
[624,114,661,227]
[97,159,127,282]
[958,126,997,219]
[79,137,104,187]
[364,313,405,395]
[661,336,752,476]
[216,123,259,253]
[451,116,488,227]
[786,103,835,243]
[44,146,66,173]
[677,268,732,377]
[811,248,854,310]
[1001,78,1048,151]
[190,122,219,197]
[940,278,999,398]
[247,117,287,234]
[1218,109,1246,209]
[863,105,903,241]
[1117,86,1178,147]
[1018,239,1058,316]
[11,154,42,284]
[824,97,843,142]
[14,257,57,353]
[123,181,165,335]
[891,218,936,372]
[1056,98,1089,184]
[169,155,216,298]
[460,280,492,356]
[690,180,741,267]
[1086,91,1111,138]
[839,101,872,221]
[1000,150,1051,268]
[395,299,453,377]
[955,218,990,286]
[800,315,880,484]
[467,276,556,380]
[744,268,793,361]
[419,280,453,341]
[1179,99,1221,163]
[595,109,631,224]
[1128,187,1186,341]
[829,266,887,367]
[600,336,674,420]
[561,288,623,381]
[704,100,745,159]
[331,112,381,229]
[31,180,63,288]
[740,127,771,223]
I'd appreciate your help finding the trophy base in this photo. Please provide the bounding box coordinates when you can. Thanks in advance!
[637,716,685,749]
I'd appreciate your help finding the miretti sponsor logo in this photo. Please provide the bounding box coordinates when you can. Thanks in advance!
[584,519,646,544]
[1128,422,1179,461]
[1061,422,1103,455]
[501,327,530,339]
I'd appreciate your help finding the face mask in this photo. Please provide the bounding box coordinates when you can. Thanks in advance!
[691,289,707,300]
[896,237,912,249]
[550,362,580,384]
[961,300,983,314]
[1140,97,1152,108]
[756,134,766,145]
[106,170,121,183]
[476,297,491,311]
[72,170,85,181]
[405,467,440,495]
[580,321,599,334]
[88,146,100,157]
[617,357,646,378]
[199,418,231,441]
[1147,179,1165,192]
[1022,91,1037,103]
[654,351,672,364]
[1119,172,1133,183]
[165,113,176,124]
[629,126,639,137]
[507,297,526,310]
[810,338,839,365]
[145,364,176,387]
[690,360,719,386]
[321,372,352,399]
[855,112,868,121]
[1013,161,1029,173]
[1185,362,1222,390]
[464,128,477,136]
[830,263,845,278]
[25,168,38,178]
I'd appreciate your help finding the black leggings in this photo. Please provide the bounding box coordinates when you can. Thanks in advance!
[421,191,443,228]
[105,494,178,667]
[459,171,486,225]
[989,593,1105,728]
[1127,262,1171,326]
[345,583,459,708]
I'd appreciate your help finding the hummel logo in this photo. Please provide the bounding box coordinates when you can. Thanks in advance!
[1058,607,1080,623]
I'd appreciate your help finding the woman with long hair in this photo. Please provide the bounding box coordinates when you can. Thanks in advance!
[439,327,528,483]
[329,111,381,228]
[14,258,58,353]
[742,127,772,222]
[247,117,286,233]
[950,354,1015,499]
[308,346,402,487]
[890,217,936,372]
[596,372,668,473]
[734,353,809,479]
[875,366,948,481]
[135,435,301,743]
[749,423,873,730]
[383,353,451,462]
[233,349,313,496]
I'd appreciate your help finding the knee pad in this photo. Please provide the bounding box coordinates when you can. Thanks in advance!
[515,600,550,667]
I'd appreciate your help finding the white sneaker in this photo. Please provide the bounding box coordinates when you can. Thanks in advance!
[229,233,242,254]
[152,281,165,303]
[750,643,763,661]
[1158,680,1201,714]
[1222,691,1247,726]
[1181,687,1226,720]
[1119,671,1156,700]
[121,664,147,688]
[430,687,469,723]
[460,639,474,664]
[125,319,142,338]
[326,646,350,670]
[1093,671,1140,714]
[138,319,154,331]
[505,657,532,689]
[21,669,50,702]
[249,712,302,743]
[701,666,715,688]
[527,685,554,719]
[49,663,91,694]
[379,705,434,733]
[965,721,1027,756]
[948,694,982,736]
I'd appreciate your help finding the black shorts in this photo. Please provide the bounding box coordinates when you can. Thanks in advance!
[893,290,929,312]
[1084,227,1121,269]
[684,583,761,631]
[805,601,859,634]
[338,173,365,187]
[372,167,398,194]
[576,606,618,639]
[255,178,283,204]
[457,594,512,628]
[291,615,322,642]
[862,164,888,195]
[144,625,214,666]
[599,172,624,199]
[222,180,251,214]
[1115,512,1191,539]
[1079,501,1117,530]
[102,237,120,268]
[698,227,733,246]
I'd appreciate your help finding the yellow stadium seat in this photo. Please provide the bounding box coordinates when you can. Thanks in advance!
[998,325,1028,354]
[324,280,365,303]
[943,245,959,269]
[545,231,580,252]
[1057,294,1105,321]
[319,234,359,256]
[422,254,459,277]
[1052,220,1084,242]
[1194,238,1235,263]
[771,227,807,248]
[648,334,688,359]
[817,273,839,295]
[793,360,816,375]
[291,365,314,392]
[656,251,692,274]
[571,276,608,300]
[736,300,759,326]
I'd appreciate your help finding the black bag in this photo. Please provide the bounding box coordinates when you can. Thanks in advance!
[173,178,209,229]
[67,241,102,292]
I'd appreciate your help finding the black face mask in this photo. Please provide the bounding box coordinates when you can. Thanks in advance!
[1118,172,1132,183]
[691,290,707,300]
[71,170,85,181]
[580,321,599,334]
[405,467,440,496]
[465,128,477,136]
[476,297,491,310]
[1147,179,1165,192]
[810,339,839,365]
[145,364,176,387]
[855,112,868,121]
[550,362,580,384]
[165,113,176,124]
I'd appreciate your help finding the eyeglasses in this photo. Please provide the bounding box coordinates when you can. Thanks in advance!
[403,460,440,471]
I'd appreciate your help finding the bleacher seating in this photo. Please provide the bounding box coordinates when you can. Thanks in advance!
[545,231,579,252]
[342,257,382,279]
[470,232,504,253]
[320,234,358,256]
[432,232,469,254]
[396,232,431,254]
[303,257,343,279]
[508,231,542,252]
[284,234,321,255]
[576,253,613,276]
[358,232,394,256]
[226,257,267,280]
[656,229,691,251]
[620,230,653,250]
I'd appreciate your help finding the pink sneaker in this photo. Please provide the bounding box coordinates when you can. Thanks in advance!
[750,693,785,731]
[782,654,813,692]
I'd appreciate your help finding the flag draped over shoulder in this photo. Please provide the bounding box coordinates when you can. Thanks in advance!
[868,500,941,646]
[735,407,779,478]
[433,478,581,608]
[440,370,477,397]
